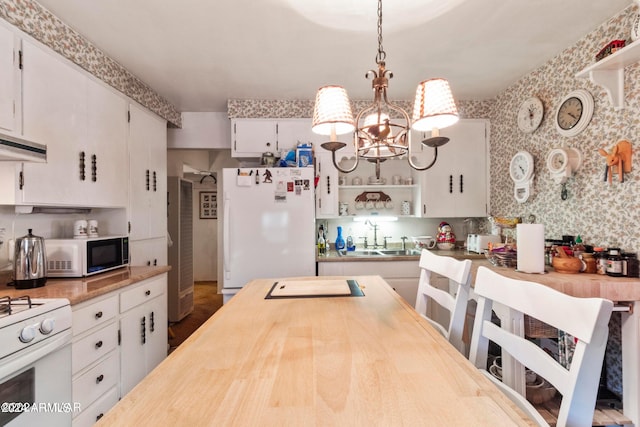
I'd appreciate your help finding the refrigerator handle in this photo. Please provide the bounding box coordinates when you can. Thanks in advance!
[223,195,231,275]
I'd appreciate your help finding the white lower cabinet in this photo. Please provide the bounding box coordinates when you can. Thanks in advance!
[119,275,168,396]
[72,387,119,427]
[70,273,168,425]
[71,294,119,426]
[318,260,451,324]
[318,261,421,305]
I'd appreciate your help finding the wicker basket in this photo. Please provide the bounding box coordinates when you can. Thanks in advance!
[524,315,558,338]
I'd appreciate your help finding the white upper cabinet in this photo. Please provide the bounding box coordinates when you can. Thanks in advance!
[231,119,278,157]
[18,40,129,207]
[231,118,329,158]
[20,39,87,205]
[416,119,489,218]
[128,103,167,242]
[0,23,19,134]
[315,150,339,218]
[277,118,324,150]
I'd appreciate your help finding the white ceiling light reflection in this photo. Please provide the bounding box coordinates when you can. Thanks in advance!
[281,0,466,32]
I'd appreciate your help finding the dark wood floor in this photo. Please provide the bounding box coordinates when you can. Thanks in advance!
[168,281,222,352]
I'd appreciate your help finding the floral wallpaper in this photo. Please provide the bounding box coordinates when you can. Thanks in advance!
[0,0,181,127]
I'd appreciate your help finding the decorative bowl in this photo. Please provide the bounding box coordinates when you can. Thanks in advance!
[552,256,583,274]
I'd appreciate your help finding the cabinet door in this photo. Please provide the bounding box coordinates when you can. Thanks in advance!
[146,292,167,372]
[0,24,18,133]
[315,150,339,218]
[119,303,148,396]
[21,40,87,205]
[147,115,167,239]
[231,119,277,157]
[128,103,167,240]
[86,80,128,207]
[129,237,167,267]
[276,118,323,153]
[419,120,488,217]
[128,103,151,240]
[119,275,167,396]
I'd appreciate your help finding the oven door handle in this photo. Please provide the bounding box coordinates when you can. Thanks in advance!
[0,331,72,380]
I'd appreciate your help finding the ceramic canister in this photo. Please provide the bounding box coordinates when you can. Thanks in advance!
[401,201,411,215]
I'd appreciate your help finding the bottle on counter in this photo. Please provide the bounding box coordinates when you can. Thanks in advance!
[606,248,623,277]
[317,227,326,256]
[335,226,346,255]
[582,253,597,274]
[572,235,586,258]
[593,247,607,275]
[622,252,638,277]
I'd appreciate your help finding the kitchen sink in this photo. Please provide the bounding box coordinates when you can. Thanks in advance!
[376,249,421,256]
[344,249,421,257]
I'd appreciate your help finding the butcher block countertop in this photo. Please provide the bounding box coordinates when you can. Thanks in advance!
[96,275,534,426]
[0,266,170,304]
[471,260,640,302]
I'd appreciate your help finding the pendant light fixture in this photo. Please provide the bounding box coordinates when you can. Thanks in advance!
[311,0,459,179]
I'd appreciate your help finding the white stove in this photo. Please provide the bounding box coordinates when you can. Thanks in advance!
[0,295,73,426]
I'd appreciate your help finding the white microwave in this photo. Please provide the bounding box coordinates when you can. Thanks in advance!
[45,236,129,277]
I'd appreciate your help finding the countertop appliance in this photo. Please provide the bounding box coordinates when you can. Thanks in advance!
[45,235,129,277]
[0,295,72,426]
[13,229,47,289]
[222,167,315,303]
[467,234,502,253]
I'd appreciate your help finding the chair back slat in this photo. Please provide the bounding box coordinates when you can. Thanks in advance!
[415,249,472,355]
[469,266,614,427]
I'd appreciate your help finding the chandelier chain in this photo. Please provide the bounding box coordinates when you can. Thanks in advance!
[375,0,386,64]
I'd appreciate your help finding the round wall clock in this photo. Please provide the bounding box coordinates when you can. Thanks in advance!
[517,97,544,133]
[509,150,535,203]
[555,89,594,137]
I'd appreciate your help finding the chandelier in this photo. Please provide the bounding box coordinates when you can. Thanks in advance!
[311,0,459,179]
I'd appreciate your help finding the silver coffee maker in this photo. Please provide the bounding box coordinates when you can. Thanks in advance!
[13,229,47,289]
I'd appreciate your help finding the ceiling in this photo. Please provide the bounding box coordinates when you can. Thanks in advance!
[35,0,631,113]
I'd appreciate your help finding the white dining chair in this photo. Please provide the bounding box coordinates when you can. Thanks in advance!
[415,249,472,355]
[468,266,614,427]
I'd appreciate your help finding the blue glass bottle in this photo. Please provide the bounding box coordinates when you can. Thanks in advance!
[335,226,346,255]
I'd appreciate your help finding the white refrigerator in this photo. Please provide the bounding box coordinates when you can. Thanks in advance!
[222,167,316,302]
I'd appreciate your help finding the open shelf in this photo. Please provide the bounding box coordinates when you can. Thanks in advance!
[576,38,640,110]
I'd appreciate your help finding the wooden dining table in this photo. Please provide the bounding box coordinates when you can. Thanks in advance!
[97,275,535,426]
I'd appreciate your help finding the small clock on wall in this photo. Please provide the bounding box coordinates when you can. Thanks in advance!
[555,89,594,137]
[509,150,535,203]
[517,97,544,133]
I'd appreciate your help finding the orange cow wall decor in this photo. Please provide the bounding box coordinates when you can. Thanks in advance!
[598,140,632,183]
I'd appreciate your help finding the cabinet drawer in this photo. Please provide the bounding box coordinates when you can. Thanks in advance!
[73,294,118,336]
[72,322,118,374]
[73,351,119,411]
[120,276,166,313]
[72,386,118,427]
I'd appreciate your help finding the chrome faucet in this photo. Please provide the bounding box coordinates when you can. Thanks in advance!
[401,236,408,250]
[365,220,383,249]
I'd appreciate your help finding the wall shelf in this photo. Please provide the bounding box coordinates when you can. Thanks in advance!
[576,38,640,110]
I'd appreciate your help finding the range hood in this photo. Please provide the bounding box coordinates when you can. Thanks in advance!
[0,133,46,162]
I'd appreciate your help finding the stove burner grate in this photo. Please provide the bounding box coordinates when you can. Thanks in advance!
[0,295,34,318]
[0,296,10,315]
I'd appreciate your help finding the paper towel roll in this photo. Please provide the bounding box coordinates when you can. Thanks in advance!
[516,224,545,273]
